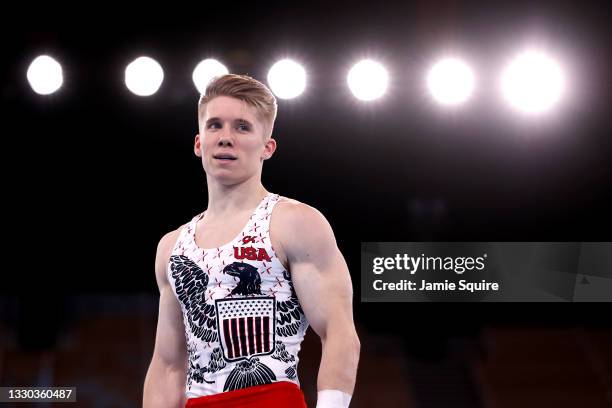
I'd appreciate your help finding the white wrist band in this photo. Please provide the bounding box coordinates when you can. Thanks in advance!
[316,390,352,408]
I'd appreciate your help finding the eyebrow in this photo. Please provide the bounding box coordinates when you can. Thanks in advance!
[205,117,254,127]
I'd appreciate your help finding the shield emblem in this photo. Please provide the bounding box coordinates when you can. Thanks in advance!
[215,297,276,362]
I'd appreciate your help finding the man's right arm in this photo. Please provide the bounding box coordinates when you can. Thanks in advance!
[143,229,188,408]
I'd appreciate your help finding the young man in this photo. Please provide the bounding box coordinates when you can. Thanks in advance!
[143,74,360,408]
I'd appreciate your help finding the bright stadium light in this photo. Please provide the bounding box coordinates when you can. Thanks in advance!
[427,57,475,105]
[26,55,63,95]
[347,59,389,101]
[124,56,164,96]
[501,50,565,114]
[192,59,229,94]
[267,59,306,99]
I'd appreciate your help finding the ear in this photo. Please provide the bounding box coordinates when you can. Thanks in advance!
[194,133,202,157]
[261,137,277,161]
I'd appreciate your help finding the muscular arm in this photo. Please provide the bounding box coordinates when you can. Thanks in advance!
[275,202,360,395]
[143,230,188,408]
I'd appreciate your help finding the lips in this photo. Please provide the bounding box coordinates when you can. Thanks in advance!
[213,154,237,160]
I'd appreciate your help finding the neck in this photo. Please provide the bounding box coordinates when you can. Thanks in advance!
[204,173,268,217]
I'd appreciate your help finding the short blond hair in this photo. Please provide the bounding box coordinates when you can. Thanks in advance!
[198,74,277,138]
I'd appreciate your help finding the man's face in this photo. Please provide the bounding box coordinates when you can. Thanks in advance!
[195,96,276,185]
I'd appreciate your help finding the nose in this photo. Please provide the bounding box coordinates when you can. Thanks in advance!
[217,128,234,147]
[218,138,233,147]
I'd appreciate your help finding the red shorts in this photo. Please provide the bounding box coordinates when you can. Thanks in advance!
[185,381,307,408]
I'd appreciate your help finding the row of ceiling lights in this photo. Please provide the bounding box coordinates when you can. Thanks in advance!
[26,50,566,114]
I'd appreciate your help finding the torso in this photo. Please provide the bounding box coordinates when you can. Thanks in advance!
[166,192,308,398]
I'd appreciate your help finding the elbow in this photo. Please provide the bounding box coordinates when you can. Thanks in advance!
[143,358,187,408]
[320,324,361,361]
[339,330,360,366]
[324,330,360,357]
[352,333,361,359]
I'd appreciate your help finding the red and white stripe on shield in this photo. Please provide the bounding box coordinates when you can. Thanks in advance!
[216,297,276,361]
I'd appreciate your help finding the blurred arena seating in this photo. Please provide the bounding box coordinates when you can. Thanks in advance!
[0,296,611,408]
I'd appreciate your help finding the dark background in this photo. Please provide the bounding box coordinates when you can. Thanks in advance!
[4,0,610,302]
[1,1,611,406]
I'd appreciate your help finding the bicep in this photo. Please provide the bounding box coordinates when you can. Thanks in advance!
[153,285,187,367]
[281,206,354,339]
[152,230,187,368]
[291,247,354,340]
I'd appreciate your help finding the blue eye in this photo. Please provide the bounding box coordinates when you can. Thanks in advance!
[207,122,221,129]
[238,123,250,131]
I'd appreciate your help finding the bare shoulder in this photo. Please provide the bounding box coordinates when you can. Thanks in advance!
[154,225,185,289]
[272,197,337,262]
[274,197,331,231]
[157,227,184,256]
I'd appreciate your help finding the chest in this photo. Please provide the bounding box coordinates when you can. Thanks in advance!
[193,213,289,268]
[194,212,251,249]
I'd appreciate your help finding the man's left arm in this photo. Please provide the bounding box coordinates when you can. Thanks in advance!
[277,202,360,404]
